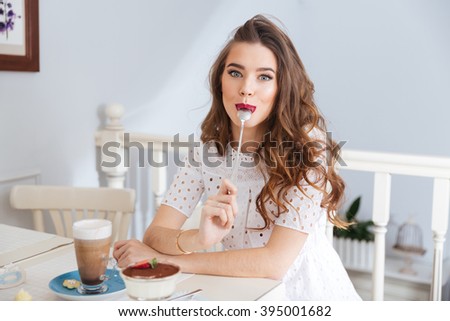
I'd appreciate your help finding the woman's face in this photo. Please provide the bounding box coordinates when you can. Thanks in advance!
[221,42,278,136]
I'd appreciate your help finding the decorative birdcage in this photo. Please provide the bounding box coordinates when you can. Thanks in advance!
[393,219,426,275]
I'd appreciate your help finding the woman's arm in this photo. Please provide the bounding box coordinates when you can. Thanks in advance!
[142,205,202,255]
[143,179,238,255]
[114,225,307,280]
[169,225,307,280]
[113,177,309,279]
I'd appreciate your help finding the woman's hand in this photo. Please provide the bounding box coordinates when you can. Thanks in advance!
[197,179,238,247]
[113,239,167,268]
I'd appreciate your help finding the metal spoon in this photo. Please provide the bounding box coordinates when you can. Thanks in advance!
[168,288,203,301]
[230,109,252,184]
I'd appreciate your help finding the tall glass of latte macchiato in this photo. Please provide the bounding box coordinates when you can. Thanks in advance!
[73,219,112,295]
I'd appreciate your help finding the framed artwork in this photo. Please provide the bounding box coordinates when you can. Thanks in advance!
[0,0,39,72]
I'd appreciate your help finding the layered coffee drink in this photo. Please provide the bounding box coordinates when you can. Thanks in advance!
[74,236,111,285]
[73,219,112,294]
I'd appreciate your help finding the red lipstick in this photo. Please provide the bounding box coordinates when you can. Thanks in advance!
[235,103,256,113]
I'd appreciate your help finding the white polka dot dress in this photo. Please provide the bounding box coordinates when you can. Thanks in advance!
[162,140,361,301]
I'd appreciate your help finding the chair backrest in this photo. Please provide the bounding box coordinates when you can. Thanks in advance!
[10,185,136,242]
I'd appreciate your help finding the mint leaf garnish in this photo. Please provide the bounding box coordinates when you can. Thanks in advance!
[150,258,158,269]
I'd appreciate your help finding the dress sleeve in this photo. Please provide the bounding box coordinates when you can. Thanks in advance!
[161,146,205,218]
[274,185,324,234]
[273,128,329,233]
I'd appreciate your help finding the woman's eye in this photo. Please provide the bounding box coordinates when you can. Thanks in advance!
[229,70,242,78]
[259,74,273,81]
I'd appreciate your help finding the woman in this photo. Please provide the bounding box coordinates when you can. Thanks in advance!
[114,14,361,300]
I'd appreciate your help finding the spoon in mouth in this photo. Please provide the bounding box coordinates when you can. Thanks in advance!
[237,109,252,122]
[230,108,253,185]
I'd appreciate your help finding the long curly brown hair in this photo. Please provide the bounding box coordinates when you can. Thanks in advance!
[201,15,347,229]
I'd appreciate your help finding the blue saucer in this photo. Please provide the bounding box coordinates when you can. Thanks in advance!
[49,269,125,300]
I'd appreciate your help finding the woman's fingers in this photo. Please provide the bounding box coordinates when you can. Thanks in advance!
[112,239,130,261]
[113,239,159,268]
[215,201,234,229]
[223,204,235,229]
[210,179,239,216]
[214,194,238,216]
[218,178,237,196]
[113,240,134,263]
[198,178,238,238]
[204,199,235,227]
[216,207,228,227]
[207,195,237,216]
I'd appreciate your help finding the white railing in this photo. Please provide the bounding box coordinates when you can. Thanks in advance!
[339,150,450,300]
[96,104,450,300]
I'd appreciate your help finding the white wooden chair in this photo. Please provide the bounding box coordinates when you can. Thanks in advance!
[10,185,136,242]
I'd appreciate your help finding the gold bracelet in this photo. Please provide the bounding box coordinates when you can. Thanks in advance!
[175,230,192,254]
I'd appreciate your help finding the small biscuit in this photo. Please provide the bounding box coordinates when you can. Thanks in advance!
[63,279,81,289]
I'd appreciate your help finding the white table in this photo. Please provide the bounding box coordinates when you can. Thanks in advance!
[0,224,74,267]
[0,225,282,301]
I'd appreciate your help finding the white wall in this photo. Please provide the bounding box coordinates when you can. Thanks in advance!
[1,0,450,263]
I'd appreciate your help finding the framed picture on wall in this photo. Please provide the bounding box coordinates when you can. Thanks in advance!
[0,0,39,72]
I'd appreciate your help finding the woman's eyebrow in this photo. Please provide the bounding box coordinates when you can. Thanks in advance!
[226,63,276,73]
[257,67,276,73]
[226,63,245,69]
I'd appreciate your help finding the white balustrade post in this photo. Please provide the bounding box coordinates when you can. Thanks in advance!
[151,146,168,211]
[430,178,450,301]
[95,104,128,188]
[371,172,391,301]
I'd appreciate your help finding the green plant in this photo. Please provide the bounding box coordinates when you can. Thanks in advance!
[333,196,374,242]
